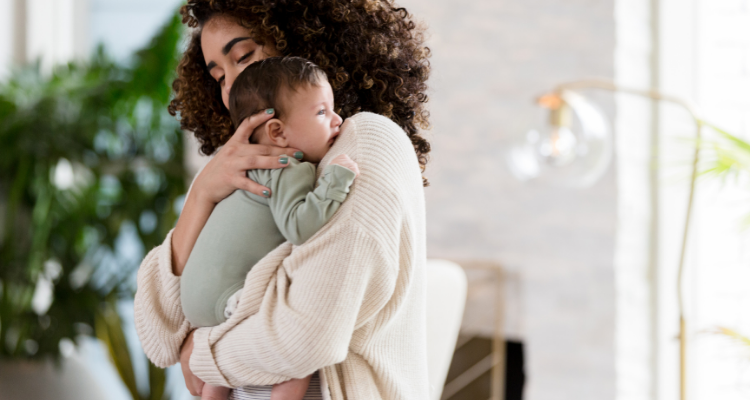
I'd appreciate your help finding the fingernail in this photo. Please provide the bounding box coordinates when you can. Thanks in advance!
[279,156,289,165]
[262,190,270,197]
[293,151,303,160]
[265,108,274,114]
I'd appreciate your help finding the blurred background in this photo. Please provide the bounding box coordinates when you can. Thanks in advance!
[2,0,750,400]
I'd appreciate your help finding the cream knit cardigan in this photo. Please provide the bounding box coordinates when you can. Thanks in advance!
[134,112,429,400]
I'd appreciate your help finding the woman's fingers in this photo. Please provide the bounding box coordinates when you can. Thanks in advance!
[192,376,205,396]
[236,154,300,170]
[181,353,204,395]
[237,143,303,160]
[183,364,205,395]
[180,330,204,396]
[231,109,276,144]
[262,145,304,159]
[235,176,272,198]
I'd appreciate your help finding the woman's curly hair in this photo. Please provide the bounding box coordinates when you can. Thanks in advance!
[168,0,431,185]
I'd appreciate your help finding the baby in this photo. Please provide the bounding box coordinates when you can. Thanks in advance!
[180,57,358,400]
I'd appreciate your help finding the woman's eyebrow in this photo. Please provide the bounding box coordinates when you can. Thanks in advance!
[223,37,251,55]
[205,37,252,72]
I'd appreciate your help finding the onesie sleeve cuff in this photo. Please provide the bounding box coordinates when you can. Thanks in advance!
[320,164,356,202]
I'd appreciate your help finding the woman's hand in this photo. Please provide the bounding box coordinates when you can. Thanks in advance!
[192,109,302,203]
[180,330,205,396]
[171,110,302,275]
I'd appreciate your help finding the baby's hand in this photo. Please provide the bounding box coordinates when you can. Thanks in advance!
[331,154,360,177]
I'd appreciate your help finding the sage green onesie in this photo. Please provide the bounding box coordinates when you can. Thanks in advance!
[180,158,356,327]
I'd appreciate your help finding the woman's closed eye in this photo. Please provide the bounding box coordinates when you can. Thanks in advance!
[237,51,254,64]
[215,52,255,85]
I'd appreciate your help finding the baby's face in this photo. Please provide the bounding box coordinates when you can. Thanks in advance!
[278,81,343,162]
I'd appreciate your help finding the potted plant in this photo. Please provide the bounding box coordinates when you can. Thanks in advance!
[0,12,185,400]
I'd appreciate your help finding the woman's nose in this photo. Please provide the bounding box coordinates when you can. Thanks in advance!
[223,69,238,100]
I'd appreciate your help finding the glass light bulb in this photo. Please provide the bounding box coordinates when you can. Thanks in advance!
[506,90,612,187]
[537,125,577,166]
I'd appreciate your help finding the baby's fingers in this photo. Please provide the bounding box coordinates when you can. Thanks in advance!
[349,162,361,177]
[331,154,352,163]
[331,156,360,177]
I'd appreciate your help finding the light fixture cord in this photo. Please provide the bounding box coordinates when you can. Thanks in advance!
[676,120,702,400]
[551,79,702,400]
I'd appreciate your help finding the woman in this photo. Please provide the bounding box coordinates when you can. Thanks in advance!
[134,1,431,399]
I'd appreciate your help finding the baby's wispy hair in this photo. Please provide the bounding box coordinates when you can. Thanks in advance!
[228,56,328,142]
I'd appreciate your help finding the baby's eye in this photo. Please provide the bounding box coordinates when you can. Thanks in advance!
[317,108,326,115]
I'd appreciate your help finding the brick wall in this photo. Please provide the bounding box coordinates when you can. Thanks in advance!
[397,1,617,399]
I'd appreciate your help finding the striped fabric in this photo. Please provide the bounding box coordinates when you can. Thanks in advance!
[229,372,323,400]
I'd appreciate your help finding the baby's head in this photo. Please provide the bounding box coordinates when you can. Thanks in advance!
[229,56,343,163]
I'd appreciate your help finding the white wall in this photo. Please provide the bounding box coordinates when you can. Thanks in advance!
[676,1,750,399]
[614,1,658,399]
[399,1,617,399]
[616,1,750,399]
[0,0,14,78]
[26,0,89,69]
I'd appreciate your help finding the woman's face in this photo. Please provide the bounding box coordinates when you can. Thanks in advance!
[201,15,280,109]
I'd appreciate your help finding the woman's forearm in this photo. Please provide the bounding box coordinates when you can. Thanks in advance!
[171,192,216,276]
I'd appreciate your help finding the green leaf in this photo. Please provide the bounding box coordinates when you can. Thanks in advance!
[0,7,186,362]
[701,123,750,178]
[148,359,169,400]
[95,300,139,400]
[706,122,750,153]
[717,327,750,349]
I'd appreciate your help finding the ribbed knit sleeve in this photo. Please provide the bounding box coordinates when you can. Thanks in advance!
[186,112,427,396]
[133,229,192,368]
[190,220,398,387]
[135,112,428,399]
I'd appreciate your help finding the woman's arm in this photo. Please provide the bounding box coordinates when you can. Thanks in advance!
[184,113,423,388]
[134,110,302,371]
[170,192,216,276]
[189,221,400,386]
[173,113,424,392]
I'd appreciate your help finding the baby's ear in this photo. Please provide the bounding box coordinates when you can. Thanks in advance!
[264,119,287,147]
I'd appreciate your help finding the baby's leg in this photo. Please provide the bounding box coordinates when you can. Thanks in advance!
[270,375,313,400]
[201,384,231,400]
